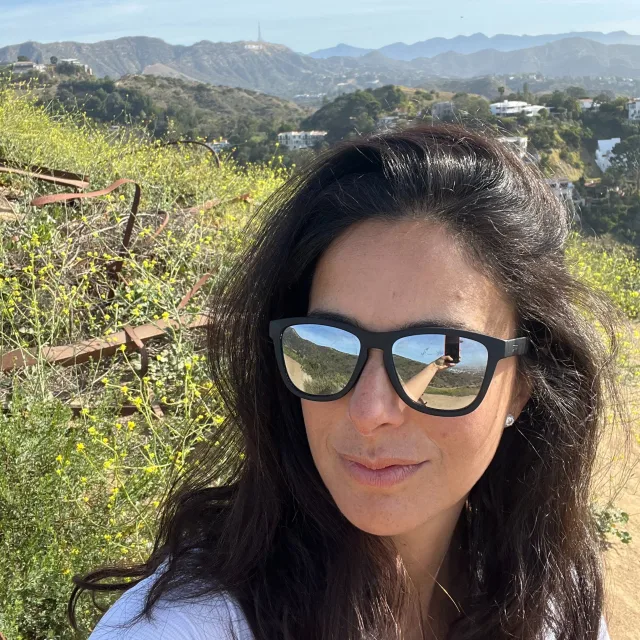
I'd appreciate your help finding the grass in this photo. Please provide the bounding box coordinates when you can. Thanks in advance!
[0,87,288,639]
[0,86,639,639]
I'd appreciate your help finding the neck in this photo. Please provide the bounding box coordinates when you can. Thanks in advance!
[392,498,468,638]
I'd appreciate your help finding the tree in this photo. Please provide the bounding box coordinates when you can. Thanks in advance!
[300,89,382,143]
[529,125,557,152]
[17,55,29,62]
[56,61,78,75]
[50,56,58,66]
[566,86,587,99]
[559,127,581,149]
[611,135,640,193]
[451,93,491,120]
[498,86,505,99]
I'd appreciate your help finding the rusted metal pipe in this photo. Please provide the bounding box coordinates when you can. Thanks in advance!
[0,159,89,189]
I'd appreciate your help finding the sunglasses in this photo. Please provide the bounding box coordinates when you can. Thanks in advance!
[268,316,530,417]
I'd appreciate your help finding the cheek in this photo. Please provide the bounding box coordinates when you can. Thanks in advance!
[300,399,335,460]
[298,366,515,537]
[431,408,502,480]
[432,362,514,476]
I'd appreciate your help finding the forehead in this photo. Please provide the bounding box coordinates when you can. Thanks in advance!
[308,218,516,338]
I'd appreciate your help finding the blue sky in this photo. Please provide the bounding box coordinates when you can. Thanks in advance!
[1,0,639,53]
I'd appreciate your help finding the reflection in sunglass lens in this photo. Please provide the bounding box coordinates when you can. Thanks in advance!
[392,334,488,410]
[281,324,361,396]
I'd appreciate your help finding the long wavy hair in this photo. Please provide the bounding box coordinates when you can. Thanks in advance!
[70,123,632,639]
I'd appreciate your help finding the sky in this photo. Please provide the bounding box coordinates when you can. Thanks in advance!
[1,0,639,53]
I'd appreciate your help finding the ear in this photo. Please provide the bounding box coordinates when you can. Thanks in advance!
[510,373,532,421]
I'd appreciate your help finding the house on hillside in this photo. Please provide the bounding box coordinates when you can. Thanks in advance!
[207,139,231,153]
[595,138,621,173]
[59,58,93,75]
[11,60,47,73]
[277,131,327,150]
[490,100,546,117]
[431,101,455,120]
[497,136,528,159]
[579,179,622,209]
[545,178,575,201]
[628,99,640,121]
[578,98,600,112]
[293,93,327,105]
[375,115,400,131]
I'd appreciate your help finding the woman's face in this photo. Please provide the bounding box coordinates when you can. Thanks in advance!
[301,218,530,537]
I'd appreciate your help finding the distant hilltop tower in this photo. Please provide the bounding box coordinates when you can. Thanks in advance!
[245,21,265,50]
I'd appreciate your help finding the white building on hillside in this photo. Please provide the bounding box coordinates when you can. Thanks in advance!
[293,93,327,105]
[595,138,621,173]
[207,139,231,153]
[431,101,455,120]
[490,100,546,117]
[545,178,575,201]
[376,115,399,131]
[578,98,600,111]
[11,60,47,73]
[59,58,93,75]
[497,136,528,159]
[277,130,327,150]
[628,99,640,121]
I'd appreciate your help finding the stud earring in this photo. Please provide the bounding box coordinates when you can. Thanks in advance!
[505,414,515,427]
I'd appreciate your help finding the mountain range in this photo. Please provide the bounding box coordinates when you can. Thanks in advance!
[2,35,640,100]
[308,30,640,60]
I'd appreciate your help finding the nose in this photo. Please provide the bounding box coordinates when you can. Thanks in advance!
[347,348,406,436]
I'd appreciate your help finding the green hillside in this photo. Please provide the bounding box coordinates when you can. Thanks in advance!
[25,72,312,164]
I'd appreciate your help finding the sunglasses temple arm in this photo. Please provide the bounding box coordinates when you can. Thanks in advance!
[504,337,529,357]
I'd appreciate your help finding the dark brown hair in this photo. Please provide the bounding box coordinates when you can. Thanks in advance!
[70,123,632,639]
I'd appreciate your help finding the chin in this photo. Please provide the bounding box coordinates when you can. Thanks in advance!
[334,501,417,537]
[353,520,409,537]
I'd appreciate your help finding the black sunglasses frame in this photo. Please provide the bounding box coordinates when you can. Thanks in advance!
[268,317,530,417]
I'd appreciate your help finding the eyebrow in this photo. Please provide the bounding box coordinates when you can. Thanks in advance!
[306,309,479,333]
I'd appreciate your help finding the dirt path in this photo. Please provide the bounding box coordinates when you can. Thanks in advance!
[597,324,640,639]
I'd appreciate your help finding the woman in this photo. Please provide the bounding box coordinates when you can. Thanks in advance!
[71,123,628,639]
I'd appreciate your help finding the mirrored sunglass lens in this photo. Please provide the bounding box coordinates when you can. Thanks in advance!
[281,324,361,396]
[392,334,488,410]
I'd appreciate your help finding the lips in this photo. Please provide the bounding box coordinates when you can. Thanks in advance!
[340,456,428,488]
[339,453,425,470]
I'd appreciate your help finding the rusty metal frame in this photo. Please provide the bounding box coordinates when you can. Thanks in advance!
[1,273,213,374]
[160,139,221,168]
[30,178,148,301]
[31,178,141,283]
[0,313,209,373]
[0,159,89,190]
[0,159,233,418]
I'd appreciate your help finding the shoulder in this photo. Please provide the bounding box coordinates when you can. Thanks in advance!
[543,614,610,640]
[597,615,611,640]
[88,566,254,640]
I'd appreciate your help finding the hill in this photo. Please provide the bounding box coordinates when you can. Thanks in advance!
[114,74,310,129]
[3,36,640,100]
[0,38,326,97]
[32,73,312,163]
[309,30,640,60]
[417,38,640,78]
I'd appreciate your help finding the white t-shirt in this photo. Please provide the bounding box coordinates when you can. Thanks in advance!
[88,564,611,640]
[88,568,255,640]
